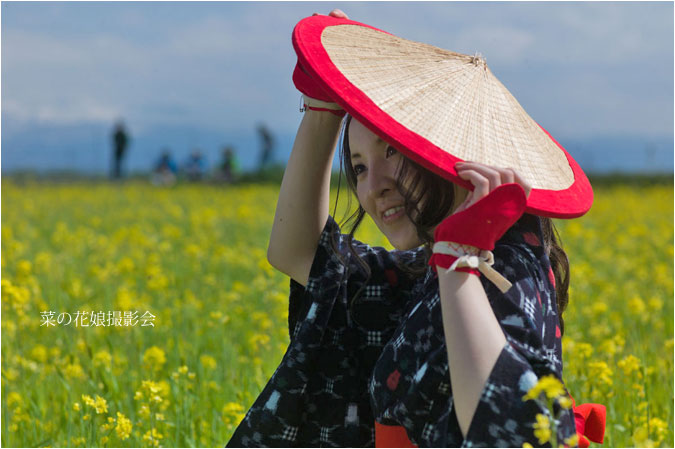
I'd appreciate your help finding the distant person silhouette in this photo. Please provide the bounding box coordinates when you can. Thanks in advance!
[151,149,177,186]
[184,149,206,181]
[257,124,275,171]
[217,145,239,183]
[111,120,130,179]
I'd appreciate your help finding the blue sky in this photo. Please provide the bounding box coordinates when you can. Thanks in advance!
[2,2,673,173]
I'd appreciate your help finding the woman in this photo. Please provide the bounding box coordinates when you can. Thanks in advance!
[228,9,588,448]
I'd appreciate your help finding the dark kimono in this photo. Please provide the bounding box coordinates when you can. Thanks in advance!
[226,214,577,447]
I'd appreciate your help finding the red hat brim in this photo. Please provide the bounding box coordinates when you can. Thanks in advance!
[293,15,593,219]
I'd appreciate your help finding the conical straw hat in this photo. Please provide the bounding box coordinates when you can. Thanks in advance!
[293,15,593,218]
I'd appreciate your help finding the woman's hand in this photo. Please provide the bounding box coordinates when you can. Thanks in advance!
[454,161,531,214]
[313,9,349,19]
[429,161,529,288]
[293,10,350,116]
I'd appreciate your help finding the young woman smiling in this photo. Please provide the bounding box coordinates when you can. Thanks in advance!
[227,8,605,448]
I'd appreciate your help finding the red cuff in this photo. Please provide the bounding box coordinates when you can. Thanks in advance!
[305,105,346,117]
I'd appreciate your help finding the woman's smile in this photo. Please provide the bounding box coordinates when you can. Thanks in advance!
[381,205,405,223]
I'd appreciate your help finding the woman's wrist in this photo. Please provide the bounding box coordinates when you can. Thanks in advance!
[303,107,345,127]
[436,266,477,280]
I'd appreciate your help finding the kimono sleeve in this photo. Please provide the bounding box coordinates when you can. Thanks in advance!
[227,215,418,448]
[461,242,577,448]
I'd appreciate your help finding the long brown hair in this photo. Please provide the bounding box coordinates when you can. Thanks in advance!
[331,115,571,336]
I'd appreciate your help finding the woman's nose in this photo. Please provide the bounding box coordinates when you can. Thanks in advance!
[366,163,393,199]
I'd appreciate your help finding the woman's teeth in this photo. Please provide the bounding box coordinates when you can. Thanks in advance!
[384,206,404,218]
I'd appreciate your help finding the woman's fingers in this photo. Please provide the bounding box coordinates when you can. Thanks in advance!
[510,169,532,197]
[456,161,531,198]
[457,168,490,208]
[313,9,349,19]
[329,9,349,19]
[498,167,515,185]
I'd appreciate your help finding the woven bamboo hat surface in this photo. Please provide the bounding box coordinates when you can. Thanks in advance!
[293,15,593,218]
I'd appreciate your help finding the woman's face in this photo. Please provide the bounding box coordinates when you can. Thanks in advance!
[348,119,423,250]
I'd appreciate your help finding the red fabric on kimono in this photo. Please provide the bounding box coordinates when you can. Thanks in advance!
[571,396,606,448]
[375,396,607,449]
[375,421,417,448]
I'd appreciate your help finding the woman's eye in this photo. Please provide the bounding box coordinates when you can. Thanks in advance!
[353,164,366,175]
[386,146,397,158]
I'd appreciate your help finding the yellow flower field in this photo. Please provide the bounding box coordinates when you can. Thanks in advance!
[1,179,672,447]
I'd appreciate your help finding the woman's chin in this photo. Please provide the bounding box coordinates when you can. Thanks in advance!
[375,219,421,250]
[388,234,422,251]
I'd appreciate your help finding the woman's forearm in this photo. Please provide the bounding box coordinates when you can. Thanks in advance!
[437,269,507,439]
[267,111,343,286]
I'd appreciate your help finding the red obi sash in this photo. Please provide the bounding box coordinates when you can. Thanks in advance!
[571,396,606,448]
[374,397,605,448]
[375,421,417,448]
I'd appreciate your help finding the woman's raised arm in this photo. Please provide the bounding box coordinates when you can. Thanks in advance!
[268,8,350,286]
[267,110,343,286]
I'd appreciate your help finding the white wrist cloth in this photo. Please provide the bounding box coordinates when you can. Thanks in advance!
[299,94,344,112]
[432,241,513,293]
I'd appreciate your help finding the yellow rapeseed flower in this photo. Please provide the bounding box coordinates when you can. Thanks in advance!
[82,394,95,408]
[617,355,641,376]
[532,414,551,445]
[222,402,244,415]
[92,350,112,368]
[564,434,579,447]
[81,394,108,414]
[142,428,163,447]
[115,412,133,440]
[588,361,613,387]
[575,342,593,359]
[632,425,654,447]
[222,401,246,426]
[557,396,572,409]
[139,405,151,419]
[142,346,166,370]
[16,260,32,278]
[200,354,217,370]
[141,379,162,395]
[647,296,663,311]
[207,380,221,392]
[628,296,646,315]
[64,363,86,380]
[590,301,608,315]
[598,338,619,357]
[93,395,108,414]
[648,417,668,445]
[30,344,48,363]
[522,375,566,401]
[71,436,86,446]
[632,383,646,398]
[7,392,23,409]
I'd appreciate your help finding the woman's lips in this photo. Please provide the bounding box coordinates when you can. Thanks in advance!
[382,206,405,223]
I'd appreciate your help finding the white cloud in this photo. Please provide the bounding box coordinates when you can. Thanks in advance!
[1,2,671,138]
